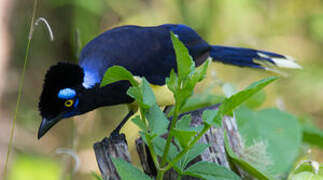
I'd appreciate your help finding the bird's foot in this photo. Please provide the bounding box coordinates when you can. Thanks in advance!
[109,129,127,143]
[110,129,120,138]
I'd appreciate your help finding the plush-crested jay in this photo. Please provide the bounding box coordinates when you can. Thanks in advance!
[37,24,301,139]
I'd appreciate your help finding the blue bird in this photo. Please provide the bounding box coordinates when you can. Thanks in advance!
[38,24,301,139]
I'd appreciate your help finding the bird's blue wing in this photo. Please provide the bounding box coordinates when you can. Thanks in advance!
[79,24,211,88]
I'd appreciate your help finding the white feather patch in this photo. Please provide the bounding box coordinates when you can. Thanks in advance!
[271,58,303,69]
[257,52,302,69]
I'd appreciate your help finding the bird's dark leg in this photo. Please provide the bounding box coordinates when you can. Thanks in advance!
[110,110,134,137]
[163,105,173,116]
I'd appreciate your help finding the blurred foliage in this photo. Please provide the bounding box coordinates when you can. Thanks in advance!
[236,106,302,176]
[288,161,323,180]
[3,0,323,179]
[8,154,62,180]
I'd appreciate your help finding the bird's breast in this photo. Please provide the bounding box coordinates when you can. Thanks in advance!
[150,84,175,106]
[133,76,175,106]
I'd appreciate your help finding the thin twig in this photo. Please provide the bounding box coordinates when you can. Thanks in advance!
[35,17,54,41]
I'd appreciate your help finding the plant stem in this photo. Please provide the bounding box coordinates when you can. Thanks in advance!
[157,104,179,180]
[176,174,182,180]
[165,124,211,171]
[160,105,179,166]
[156,170,165,180]
[3,0,38,177]
[139,108,160,170]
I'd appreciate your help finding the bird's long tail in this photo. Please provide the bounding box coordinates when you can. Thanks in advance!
[209,45,302,70]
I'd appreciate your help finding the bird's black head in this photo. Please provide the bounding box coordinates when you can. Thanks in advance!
[38,62,84,139]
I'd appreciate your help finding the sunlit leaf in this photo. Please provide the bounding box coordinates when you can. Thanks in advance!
[172,128,196,148]
[220,76,278,115]
[111,158,152,180]
[176,143,209,171]
[141,78,157,108]
[91,171,104,180]
[166,69,178,93]
[202,109,220,127]
[244,89,266,109]
[170,32,195,80]
[127,78,156,109]
[236,107,302,176]
[290,172,323,180]
[302,123,323,149]
[224,133,273,180]
[184,161,241,180]
[100,65,138,87]
[131,115,147,132]
[145,105,169,136]
[152,136,179,161]
[176,114,192,130]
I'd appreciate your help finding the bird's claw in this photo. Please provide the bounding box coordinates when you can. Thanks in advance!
[110,129,120,138]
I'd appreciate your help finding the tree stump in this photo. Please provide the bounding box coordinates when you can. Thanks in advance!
[93,134,131,180]
[93,105,246,180]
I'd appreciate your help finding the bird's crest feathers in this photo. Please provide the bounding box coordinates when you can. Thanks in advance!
[38,63,84,118]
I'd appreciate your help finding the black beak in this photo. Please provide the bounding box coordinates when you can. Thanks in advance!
[38,115,63,139]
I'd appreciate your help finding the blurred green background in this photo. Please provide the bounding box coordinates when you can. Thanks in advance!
[1,0,322,179]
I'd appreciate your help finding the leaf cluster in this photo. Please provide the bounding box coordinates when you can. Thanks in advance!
[99,32,323,180]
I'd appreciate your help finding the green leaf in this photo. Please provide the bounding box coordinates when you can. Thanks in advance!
[170,32,195,80]
[176,114,192,130]
[152,136,179,161]
[131,115,147,132]
[290,162,323,176]
[91,172,104,180]
[180,94,224,113]
[127,78,156,109]
[202,109,220,127]
[190,59,210,86]
[183,161,241,180]
[111,158,152,180]
[145,105,169,135]
[166,69,178,93]
[224,133,273,180]
[220,76,278,115]
[100,65,138,87]
[302,123,323,149]
[244,89,266,109]
[141,78,157,108]
[172,128,197,148]
[236,107,302,176]
[176,143,209,171]
[127,86,144,106]
[176,87,195,109]
[290,172,323,180]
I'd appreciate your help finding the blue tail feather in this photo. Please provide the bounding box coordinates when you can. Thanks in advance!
[210,45,287,69]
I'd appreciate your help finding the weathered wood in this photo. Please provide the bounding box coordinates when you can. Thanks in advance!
[93,134,131,180]
[94,105,246,180]
[223,115,251,179]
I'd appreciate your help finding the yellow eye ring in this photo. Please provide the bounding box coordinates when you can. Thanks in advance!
[64,99,74,107]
